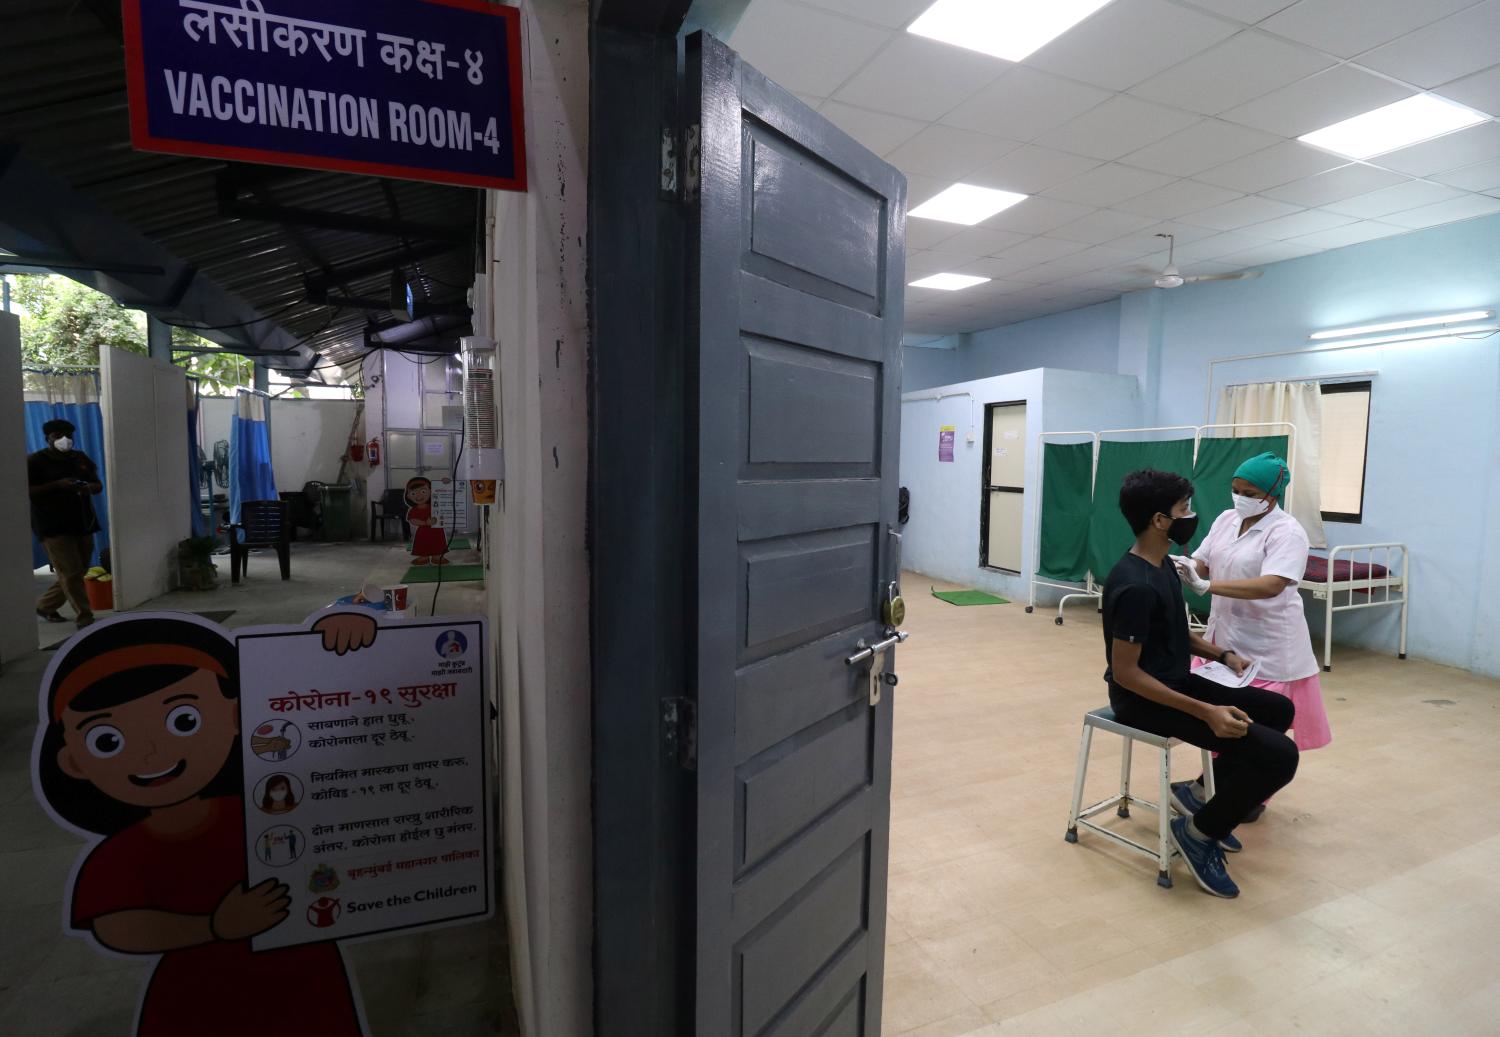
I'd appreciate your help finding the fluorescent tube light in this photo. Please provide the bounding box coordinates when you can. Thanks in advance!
[908,0,1117,62]
[1314,324,1499,350]
[909,273,991,291]
[909,183,1027,225]
[1298,94,1488,160]
[1310,310,1494,340]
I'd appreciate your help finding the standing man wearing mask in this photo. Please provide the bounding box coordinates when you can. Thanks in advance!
[1171,452,1329,823]
[28,418,103,629]
[1101,469,1299,898]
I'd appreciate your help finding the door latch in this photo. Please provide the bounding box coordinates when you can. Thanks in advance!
[846,631,908,706]
[661,697,697,770]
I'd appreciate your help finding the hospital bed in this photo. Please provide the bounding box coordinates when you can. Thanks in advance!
[1298,543,1409,671]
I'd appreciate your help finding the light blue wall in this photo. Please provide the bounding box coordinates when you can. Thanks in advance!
[902,342,961,393]
[901,301,1121,391]
[906,211,1500,676]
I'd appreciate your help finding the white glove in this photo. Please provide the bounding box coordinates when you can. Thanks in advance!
[1173,555,1211,595]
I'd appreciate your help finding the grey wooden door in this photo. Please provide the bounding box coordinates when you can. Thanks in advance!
[688,32,907,1037]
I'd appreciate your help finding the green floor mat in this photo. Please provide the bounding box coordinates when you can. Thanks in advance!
[401,563,485,584]
[932,588,1009,606]
[406,536,472,552]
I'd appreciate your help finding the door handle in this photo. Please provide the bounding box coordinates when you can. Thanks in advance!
[846,631,908,706]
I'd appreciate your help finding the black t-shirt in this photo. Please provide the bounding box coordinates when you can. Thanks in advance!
[28,448,101,538]
[1102,551,1190,707]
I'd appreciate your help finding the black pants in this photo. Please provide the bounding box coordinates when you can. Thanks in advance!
[1112,675,1299,840]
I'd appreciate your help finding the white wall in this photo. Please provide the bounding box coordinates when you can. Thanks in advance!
[478,1,592,1033]
[899,368,1142,603]
[0,312,36,664]
[101,347,190,610]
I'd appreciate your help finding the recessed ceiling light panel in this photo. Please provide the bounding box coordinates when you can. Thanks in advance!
[909,272,991,291]
[909,183,1027,225]
[908,0,1117,62]
[1298,94,1488,160]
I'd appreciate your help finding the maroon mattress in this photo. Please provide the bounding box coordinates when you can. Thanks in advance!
[1303,556,1391,583]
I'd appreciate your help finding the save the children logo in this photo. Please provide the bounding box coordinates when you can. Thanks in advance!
[434,629,467,659]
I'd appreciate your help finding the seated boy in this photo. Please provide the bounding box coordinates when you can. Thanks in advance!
[1102,469,1299,898]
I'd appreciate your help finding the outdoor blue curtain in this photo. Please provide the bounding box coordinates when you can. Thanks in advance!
[185,380,209,537]
[24,370,110,569]
[229,390,277,528]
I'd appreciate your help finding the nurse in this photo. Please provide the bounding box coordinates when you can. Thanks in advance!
[1172,452,1331,823]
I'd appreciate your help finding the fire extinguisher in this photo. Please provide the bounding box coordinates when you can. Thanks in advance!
[367,437,380,467]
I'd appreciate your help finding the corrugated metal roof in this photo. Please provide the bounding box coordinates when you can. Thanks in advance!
[0,0,478,374]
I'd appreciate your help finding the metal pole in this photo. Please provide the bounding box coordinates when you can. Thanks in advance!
[147,314,173,362]
[2,275,10,313]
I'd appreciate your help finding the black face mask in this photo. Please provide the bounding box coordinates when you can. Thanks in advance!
[1163,512,1199,546]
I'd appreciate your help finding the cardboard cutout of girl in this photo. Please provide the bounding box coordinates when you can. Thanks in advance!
[32,611,376,1037]
[403,477,449,567]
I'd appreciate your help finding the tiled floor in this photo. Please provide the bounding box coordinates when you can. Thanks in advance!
[2,541,516,1036]
[884,579,1500,1036]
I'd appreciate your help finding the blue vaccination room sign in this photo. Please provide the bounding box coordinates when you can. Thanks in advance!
[122,0,527,190]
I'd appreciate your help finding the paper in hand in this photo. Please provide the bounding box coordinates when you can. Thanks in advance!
[1196,657,1261,688]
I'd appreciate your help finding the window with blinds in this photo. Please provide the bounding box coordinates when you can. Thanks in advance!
[1320,381,1371,523]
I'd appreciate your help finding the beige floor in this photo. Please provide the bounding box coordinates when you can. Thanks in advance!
[884,578,1500,1037]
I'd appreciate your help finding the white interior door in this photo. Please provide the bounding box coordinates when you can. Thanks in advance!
[983,402,1026,571]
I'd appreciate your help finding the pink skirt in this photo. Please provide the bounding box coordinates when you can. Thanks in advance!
[1192,658,1331,751]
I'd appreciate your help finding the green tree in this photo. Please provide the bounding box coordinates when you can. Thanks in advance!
[14,274,147,365]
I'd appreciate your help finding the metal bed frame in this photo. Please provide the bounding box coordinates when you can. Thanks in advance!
[1299,542,1410,671]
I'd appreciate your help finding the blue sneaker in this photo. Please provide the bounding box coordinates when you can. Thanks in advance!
[1170,781,1241,853]
[1170,816,1239,898]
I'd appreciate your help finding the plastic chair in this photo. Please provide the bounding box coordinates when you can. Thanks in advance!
[231,499,291,584]
[370,487,411,543]
[1064,706,1216,888]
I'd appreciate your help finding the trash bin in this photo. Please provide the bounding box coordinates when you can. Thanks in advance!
[318,483,354,541]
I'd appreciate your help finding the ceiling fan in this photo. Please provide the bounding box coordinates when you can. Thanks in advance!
[1139,233,1261,289]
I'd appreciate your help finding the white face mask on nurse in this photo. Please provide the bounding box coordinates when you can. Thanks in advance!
[1231,492,1269,519]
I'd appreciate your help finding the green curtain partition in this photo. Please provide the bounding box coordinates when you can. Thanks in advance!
[1036,441,1094,582]
[1086,438,1196,582]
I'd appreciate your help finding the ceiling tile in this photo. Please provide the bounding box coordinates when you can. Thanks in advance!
[1115,179,1245,219]
[1025,0,1239,92]
[1035,97,1201,161]
[950,256,1048,280]
[997,236,1092,264]
[1323,179,1467,218]
[904,175,948,208]
[1240,208,1355,239]
[728,0,894,97]
[819,101,926,156]
[1358,1,1500,88]
[905,219,962,250]
[940,67,1112,143]
[1042,164,1177,206]
[1174,230,1280,261]
[1122,119,1283,177]
[936,225,1033,257]
[1049,209,1161,245]
[1129,31,1334,116]
[1180,0,1301,23]
[1257,0,1477,59]
[1432,157,1500,193]
[1286,221,1409,249]
[1261,163,1408,206]
[984,197,1098,235]
[966,146,1102,195]
[1197,140,1345,192]
[796,0,934,28]
[1185,195,1305,230]
[792,92,827,109]
[832,34,1007,121]
[1110,220,1224,254]
[1219,65,1412,137]
[1375,123,1500,178]
[1436,66,1500,117]
[1216,240,1322,265]
[1066,244,1145,272]
[883,125,1021,181]
[1380,193,1500,229]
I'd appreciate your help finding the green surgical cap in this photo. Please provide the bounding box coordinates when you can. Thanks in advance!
[1233,452,1290,496]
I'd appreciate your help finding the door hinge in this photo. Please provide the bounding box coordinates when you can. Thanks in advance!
[660,126,679,198]
[661,696,697,770]
[684,123,701,203]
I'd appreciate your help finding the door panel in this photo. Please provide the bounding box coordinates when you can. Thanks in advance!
[986,490,1025,572]
[989,405,1026,487]
[691,32,905,1036]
